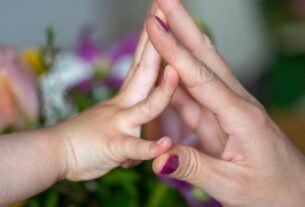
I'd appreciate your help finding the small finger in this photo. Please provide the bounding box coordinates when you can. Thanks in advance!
[122,65,179,125]
[120,39,162,106]
[121,28,148,91]
[120,136,172,161]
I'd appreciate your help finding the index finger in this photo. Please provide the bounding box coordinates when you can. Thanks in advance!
[146,16,243,118]
[154,0,253,101]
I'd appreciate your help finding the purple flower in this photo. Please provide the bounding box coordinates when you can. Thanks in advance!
[103,32,140,90]
[159,176,192,192]
[107,32,139,64]
[69,78,93,94]
[76,26,102,63]
[160,176,222,207]
[104,76,124,90]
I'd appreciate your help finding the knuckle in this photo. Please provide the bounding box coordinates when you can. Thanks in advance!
[133,139,153,159]
[190,35,214,56]
[131,139,143,155]
[247,104,270,128]
[187,61,215,89]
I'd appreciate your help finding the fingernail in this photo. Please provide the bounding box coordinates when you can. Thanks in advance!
[160,155,179,175]
[155,16,169,32]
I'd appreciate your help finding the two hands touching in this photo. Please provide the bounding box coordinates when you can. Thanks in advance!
[1,0,305,206]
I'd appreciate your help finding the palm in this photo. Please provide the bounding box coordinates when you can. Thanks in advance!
[171,89,226,158]
[171,84,262,161]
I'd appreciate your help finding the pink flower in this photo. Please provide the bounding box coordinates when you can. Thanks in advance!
[0,46,39,131]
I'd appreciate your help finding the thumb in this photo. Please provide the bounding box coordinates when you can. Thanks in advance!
[152,145,230,195]
[118,136,173,161]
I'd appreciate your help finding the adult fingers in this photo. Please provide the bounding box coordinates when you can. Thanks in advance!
[171,88,227,157]
[152,144,238,201]
[147,16,244,119]
[171,87,201,130]
[154,0,253,101]
[121,65,179,125]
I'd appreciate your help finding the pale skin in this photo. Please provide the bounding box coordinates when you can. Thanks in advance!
[1,1,305,207]
[147,0,305,206]
[0,10,180,206]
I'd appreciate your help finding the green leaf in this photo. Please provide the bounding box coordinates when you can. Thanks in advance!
[45,189,59,207]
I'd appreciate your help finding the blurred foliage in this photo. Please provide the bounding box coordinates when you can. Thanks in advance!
[259,0,305,109]
[261,0,303,24]
[24,162,186,207]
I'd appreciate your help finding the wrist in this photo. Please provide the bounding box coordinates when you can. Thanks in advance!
[41,125,69,181]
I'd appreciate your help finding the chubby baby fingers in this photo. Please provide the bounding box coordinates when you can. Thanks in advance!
[117,136,173,161]
[121,65,179,126]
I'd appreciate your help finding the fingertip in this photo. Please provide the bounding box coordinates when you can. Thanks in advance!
[152,153,171,175]
[154,136,173,156]
[165,65,179,83]
[163,65,180,91]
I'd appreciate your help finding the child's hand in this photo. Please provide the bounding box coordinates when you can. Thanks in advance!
[55,28,179,181]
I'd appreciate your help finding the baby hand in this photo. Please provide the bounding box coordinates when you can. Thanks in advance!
[54,28,179,181]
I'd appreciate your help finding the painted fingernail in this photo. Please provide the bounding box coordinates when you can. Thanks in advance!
[160,155,179,175]
[155,16,169,32]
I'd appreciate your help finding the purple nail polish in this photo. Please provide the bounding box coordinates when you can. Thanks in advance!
[160,155,179,175]
[155,16,169,32]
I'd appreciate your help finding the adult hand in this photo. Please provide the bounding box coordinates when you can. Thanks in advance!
[147,0,305,206]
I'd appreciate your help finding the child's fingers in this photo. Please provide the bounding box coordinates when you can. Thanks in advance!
[119,136,172,161]
[120,40,162,106]
[121,65,179,125]
[120,1,161,102]
[121,28,148,91]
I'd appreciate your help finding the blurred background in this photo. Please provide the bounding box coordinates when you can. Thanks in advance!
[0,0,270,82]
[0,0,304,207]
